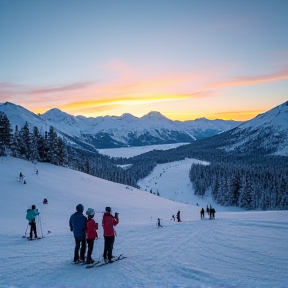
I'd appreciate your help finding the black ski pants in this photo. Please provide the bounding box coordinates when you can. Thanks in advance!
[29,221,37,238]
[86,239,95,262]
[74,237,86,262]
[103,235,115,260]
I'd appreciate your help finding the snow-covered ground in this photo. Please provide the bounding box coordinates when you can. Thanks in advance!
[0,156,288,288]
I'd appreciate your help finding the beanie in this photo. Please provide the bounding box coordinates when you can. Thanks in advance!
[105,206,111,213]
[86,208,95,216]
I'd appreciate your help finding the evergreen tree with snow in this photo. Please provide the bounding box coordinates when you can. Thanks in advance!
[0,112,12,156]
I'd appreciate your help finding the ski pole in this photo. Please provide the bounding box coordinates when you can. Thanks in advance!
[39,215,43,238]
[23,223,29,238]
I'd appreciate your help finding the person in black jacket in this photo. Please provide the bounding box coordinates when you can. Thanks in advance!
[176,211,181,222]
[69,204,87,263]
[200,208,205,219]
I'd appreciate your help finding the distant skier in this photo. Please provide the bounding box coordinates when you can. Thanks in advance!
[85,208,98,264]
[176,211,181,222]
[157,218,163,227]
[210,208,216,219]
[26,205,40,240]
[102,207,119,263]
[69,204,87,263]
[43,198,48,204]
[19,172,24,182]
[200,208,205,219]
[206,205,210,217]
[171,215,175,221]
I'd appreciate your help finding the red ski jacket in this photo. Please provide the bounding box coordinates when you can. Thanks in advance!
[102,212,119,237]
[86,218,98,240]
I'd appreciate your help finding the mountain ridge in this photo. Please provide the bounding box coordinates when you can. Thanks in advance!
[0,102,242,149]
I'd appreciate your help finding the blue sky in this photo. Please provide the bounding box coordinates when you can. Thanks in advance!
[0,0,287,120]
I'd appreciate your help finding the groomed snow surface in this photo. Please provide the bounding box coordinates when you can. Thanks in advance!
[0,155,288,288]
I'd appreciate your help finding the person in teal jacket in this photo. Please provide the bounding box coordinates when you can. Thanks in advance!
[26,205,40,239]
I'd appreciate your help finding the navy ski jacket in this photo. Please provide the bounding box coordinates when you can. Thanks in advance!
[69,212,87,238]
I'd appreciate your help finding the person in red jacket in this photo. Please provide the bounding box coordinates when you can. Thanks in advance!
[102,206,119,263]
[85,208,98,264]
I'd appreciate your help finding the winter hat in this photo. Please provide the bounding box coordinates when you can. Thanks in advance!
[32,205,36,209]
[105,206,111,213]
[86,208,95,216]
[76,204,84,213]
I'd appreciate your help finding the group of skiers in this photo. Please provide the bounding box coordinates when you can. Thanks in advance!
[69,204,119,264]
[26,201,216,264]
[19,169,38,184]
[171,211,181,222]
[200,205,216,219]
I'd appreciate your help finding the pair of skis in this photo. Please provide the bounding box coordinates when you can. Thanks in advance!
[86,254,126,269]
[22,236,43,240]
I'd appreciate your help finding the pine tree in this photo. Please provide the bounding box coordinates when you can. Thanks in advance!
[18,122,32,160]
[0,112,12,156]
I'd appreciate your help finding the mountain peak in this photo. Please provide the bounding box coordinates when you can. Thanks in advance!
[119,113,138,120]
[141,111,169,121]
[146,111,164,117]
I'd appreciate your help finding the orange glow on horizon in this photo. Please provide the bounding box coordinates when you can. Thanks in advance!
[31,102,263,122]
[165,110,262,121]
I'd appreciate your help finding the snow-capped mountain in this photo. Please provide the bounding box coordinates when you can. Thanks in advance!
[197,101,288,156]
[0,102,242,149]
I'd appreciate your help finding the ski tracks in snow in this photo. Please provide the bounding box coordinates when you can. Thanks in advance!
[1,215,288,287]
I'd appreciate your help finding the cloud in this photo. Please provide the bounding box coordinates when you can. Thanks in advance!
[0,83,29,100]
[32,82,93,95]
[206,69,288,89]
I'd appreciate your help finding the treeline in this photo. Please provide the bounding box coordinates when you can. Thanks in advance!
[189,158,288,210]
[0,112,68,165]
[112,143,288,210]
[0,111,154,188]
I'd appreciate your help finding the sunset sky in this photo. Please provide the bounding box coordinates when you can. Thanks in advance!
[0,0,287,121]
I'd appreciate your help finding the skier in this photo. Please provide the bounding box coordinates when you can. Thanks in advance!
[206,205,210,217]
[69,204,87,263]
[211,208,216,219]
[85,208,98,264]
[102,207,119,263]
[43,198,48,204]
[200,208,205,219]
[26,205,40,239]
[157,218,163,227]
[176,211,181,222]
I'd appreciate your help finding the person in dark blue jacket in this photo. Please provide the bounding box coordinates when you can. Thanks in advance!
[69,204,87,263]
